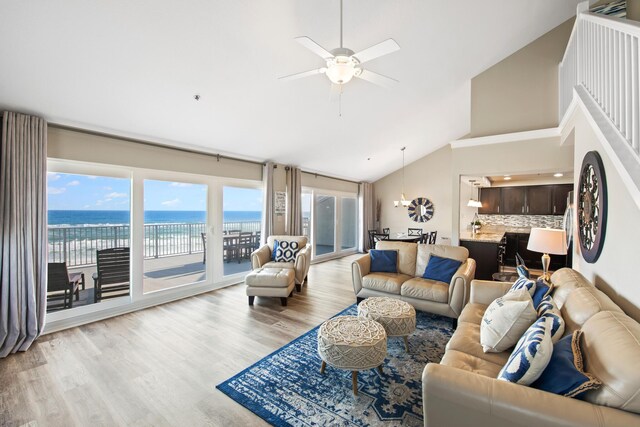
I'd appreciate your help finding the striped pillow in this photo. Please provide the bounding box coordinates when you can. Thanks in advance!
[510,276,536,297]
[537,295,565,343]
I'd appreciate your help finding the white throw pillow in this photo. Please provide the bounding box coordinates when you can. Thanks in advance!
[480,289,537,353]
[498,316,554,385]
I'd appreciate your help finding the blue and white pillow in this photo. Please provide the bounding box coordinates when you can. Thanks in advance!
[537,295,565,343]
[510,276,536,297]
[515,253,530,279]
[531,278,553,309]
[532,330,602,398]
[498,316,554,385]
[273,240,301,262]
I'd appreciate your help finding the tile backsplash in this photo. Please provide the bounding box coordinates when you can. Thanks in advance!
[478,214,563,229]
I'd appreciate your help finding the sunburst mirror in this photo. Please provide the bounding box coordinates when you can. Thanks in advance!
[408,197,434,223]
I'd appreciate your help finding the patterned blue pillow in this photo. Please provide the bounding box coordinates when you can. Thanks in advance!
[274,240,301,262]
[515,253,530,278]
[532,330,602,398]
[537,295,565,343]
[498,316,554,385]
[510,276,536,297]
[531,279,552,309]
[271,240,280,261]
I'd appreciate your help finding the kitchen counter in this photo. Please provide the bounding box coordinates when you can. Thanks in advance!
[459,231,505,243]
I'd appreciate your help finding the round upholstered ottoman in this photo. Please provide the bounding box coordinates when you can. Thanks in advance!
[358,297,416,352]
[317,316,387,396]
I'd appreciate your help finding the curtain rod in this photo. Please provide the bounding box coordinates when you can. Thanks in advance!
[49,122,267,167]
[300,169,361,185]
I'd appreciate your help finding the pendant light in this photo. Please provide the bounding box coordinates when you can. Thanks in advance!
[466,179,483,208]
[394,147,411,207]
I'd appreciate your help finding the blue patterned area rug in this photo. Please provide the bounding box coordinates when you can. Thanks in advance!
[216,304,453,426]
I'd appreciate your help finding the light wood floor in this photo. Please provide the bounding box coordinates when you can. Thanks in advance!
[0,254,362,427]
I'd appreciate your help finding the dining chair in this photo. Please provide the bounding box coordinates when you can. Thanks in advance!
[382,228,390,235]
[371,232,390,249]
[408,228,423,236]
[419,231,438,244]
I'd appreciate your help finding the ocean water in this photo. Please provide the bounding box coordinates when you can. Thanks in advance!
[48,210,262,226]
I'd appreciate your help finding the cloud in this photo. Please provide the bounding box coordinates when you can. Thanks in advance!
[48,187,66,195]
[161,198,180,206]
[170,182,192,187]
[102,186,112,191]
[47,172,60,181]
[67,180,80,186]
[87,176,98,179]
[105,192,127,199]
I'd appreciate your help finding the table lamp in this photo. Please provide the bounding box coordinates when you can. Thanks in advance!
[527,228,567,281]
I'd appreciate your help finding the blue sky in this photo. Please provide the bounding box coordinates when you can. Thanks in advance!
[48,173,263,211]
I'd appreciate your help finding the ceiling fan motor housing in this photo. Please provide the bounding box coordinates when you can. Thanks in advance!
[326,48,360,84]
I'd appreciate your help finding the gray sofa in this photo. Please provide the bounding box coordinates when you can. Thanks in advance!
[422,268,640,427]
[352,242,476,321]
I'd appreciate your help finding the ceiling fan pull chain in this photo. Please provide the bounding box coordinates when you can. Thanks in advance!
[339,85,343,117]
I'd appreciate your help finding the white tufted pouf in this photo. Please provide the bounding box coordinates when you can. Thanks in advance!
[317,316,387,395]
[357,297,416,352]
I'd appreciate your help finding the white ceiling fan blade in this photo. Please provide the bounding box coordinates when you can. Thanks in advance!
[356,69,398,88]
[295,36,334,60]
[279,68,327,81]
[352,39,400,64]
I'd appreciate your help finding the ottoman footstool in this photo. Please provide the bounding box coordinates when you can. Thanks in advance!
[358,297,416,352]
[245,267,295,306]
[317,316,387,395]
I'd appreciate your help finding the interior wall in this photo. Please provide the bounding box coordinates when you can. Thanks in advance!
[570,107,640,321]
[450,137,575,244]
[301,173,359,193]
[373,145,453,243]
[459,180,478,232]
[469,18,575,137]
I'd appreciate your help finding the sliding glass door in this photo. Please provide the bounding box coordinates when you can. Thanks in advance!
[222,185,263,276]
[304,188,358,260]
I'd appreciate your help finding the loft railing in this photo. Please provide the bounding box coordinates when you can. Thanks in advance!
[559,2,640,156]
[48,220,262,267]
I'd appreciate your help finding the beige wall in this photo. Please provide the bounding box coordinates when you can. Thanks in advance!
[374,145,453,243]
[628,0,640,21]
[469,19,575,137]
[570,108,640,321]
[301,173,359,193]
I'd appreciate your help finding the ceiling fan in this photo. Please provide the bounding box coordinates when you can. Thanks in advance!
[279,0,400,89]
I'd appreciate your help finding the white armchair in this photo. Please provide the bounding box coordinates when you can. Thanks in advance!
[251,235,311,289]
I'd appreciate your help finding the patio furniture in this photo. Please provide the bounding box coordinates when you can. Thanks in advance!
[93,247,130,303]
[358,297,416,351]
[237,232,254,262]
[224,234,240,262]
[408,228,423,236]
[317,316,387,396]
[245,267,295,306]
[47,263,83,311]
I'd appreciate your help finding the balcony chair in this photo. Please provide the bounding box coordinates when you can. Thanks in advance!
[93,247,130,303]
[47,262,84,311]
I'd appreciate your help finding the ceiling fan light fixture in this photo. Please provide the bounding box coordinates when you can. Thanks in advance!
[325,56,358,84]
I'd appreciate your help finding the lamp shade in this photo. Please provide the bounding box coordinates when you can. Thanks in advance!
[527,228,567,255]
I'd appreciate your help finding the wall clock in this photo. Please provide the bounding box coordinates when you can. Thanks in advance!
[408,197,434,223]
[577,151,607,263]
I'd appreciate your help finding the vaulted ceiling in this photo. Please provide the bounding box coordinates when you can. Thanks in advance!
[0,0,582,181]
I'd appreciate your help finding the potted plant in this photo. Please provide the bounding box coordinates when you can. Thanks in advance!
[471,219,482,232]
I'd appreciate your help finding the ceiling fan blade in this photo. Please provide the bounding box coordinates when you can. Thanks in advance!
[279,68,327,81]
[356,69,398,88]
[352,39,400,64]
[295,36,334,60]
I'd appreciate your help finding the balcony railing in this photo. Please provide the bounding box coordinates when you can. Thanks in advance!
[48,220,262,267]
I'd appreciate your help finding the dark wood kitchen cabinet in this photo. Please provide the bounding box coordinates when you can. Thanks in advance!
[460,240,499,280]
[526,186,553,215]
[552,184,573,215]
[504,232,569,270]
[479,187,501,214]
[500,187,526,214]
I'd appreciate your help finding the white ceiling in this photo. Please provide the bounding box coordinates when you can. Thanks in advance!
[0,0,582,182]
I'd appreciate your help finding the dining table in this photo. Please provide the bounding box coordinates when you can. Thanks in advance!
[386,235,421,243]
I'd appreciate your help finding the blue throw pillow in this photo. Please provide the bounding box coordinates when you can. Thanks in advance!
[510,276,536,296]
[531,279,552,309]
[271,240,279,261]
[422,255,462,283]
[532,330,602,398]
[370,250,398,273]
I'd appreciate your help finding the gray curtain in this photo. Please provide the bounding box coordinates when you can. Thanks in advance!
[0,112,48,358]
[359,182,375,252]
[261,162,275,245]
[285,166,303,235]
